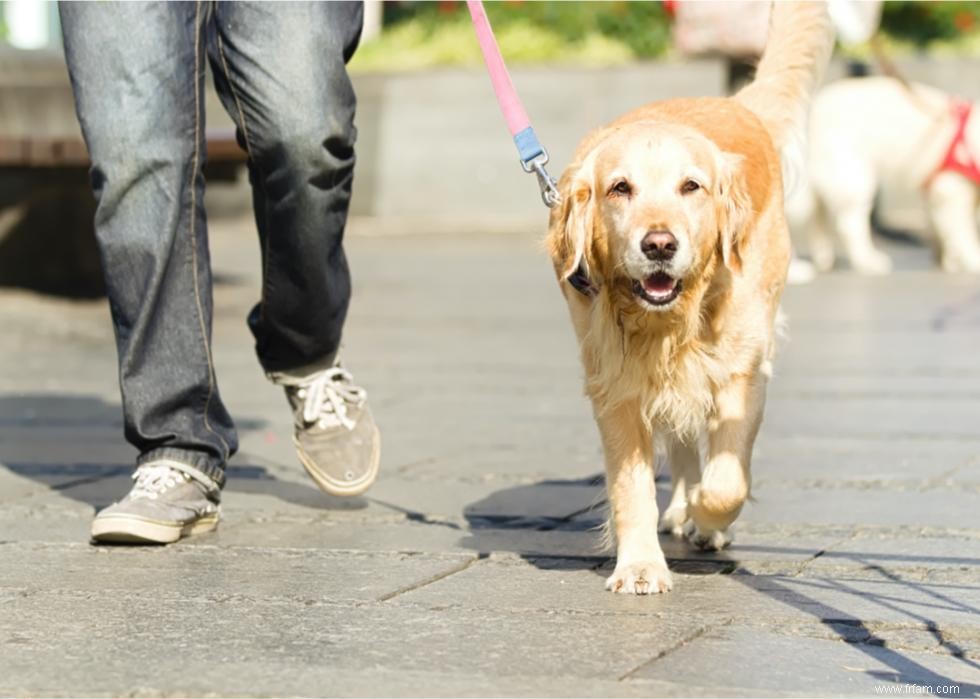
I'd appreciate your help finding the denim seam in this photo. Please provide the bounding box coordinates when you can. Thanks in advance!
[216,34,254,159]
[215,20,272,334]
[189,0,230,456]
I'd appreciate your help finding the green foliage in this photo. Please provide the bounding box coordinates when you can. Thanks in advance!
[880,1,980,47]
[350,0,671,72]
[350,0,980,73]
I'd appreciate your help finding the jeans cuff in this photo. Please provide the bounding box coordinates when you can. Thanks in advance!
[137,448,225,491]
[266,352,339,385]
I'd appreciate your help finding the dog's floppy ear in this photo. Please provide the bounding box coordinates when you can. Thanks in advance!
[548,153,598,288]
[715,152,753,273]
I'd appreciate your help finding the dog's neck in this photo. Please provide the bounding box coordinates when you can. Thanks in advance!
[581,258,734,437]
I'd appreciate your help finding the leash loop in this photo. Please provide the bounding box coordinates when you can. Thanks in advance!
[521,151,560,208]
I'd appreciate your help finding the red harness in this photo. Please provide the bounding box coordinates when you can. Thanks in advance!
[927,100,980,188]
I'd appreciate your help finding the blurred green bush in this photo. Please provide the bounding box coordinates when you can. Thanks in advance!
[880,1,980,46]
[351,1,671,71]
[350,0,980,73]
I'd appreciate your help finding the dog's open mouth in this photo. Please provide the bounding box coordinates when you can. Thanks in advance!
[633,272,682,307]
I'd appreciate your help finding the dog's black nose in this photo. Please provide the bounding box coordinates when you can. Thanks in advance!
[641,229,677,261]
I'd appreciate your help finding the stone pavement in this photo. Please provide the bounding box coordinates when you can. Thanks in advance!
[0,218,978,697]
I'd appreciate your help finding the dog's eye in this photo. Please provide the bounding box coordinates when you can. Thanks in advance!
[609,180,632,197]
[681,179,701,194]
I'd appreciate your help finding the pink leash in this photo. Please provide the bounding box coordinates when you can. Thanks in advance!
[466,0,560,207]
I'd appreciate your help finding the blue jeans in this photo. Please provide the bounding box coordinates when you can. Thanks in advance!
[59,1,363,487]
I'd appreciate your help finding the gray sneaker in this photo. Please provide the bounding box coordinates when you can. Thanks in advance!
[90,462,220,544]
[278,363,380,497]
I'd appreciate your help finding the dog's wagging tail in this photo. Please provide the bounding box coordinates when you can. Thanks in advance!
[736,1,833,151]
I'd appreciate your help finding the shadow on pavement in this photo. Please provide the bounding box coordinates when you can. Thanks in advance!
[459,472,700,575]
[460,475,980,693]
[729,565,980,694]
[0,393,365,512]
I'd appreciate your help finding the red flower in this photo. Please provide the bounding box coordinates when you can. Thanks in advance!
[954,11,975,32]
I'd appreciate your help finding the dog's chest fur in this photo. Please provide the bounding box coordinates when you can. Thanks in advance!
[581,289,766,440]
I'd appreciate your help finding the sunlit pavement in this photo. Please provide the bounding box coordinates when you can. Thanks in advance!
[1,218,978,697]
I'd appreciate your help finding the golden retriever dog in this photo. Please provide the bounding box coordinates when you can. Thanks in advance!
[545,2,833,595]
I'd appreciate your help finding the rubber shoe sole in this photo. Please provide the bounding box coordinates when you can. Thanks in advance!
[90,512,219,544]
[294,424,381,497]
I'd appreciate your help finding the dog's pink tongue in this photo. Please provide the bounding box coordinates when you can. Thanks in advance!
[643,273,676,295]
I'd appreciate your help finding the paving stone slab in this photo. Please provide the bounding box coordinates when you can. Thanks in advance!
[563,500,850,571]
[0,662,736,698]
[0,663,771,699]
[369,473,604,522]
[806,531,980,574]
[390,441,604,483]
[0,665,804,699]
[207,517,604,561]
[0,462,72,501]
[388,554,733,617]
[751,435,977,485]
[776,329,980,375]
[729,569,980,634]
[0,587,717,694]
[625,624,980,696]
[373,413,601,476]
[374,557,980,662]
[739,486,980,530]
[760,395,980,441]
[770,374,980,399]
[0,504,92,544]
[781,273,980,330]
[382,556,980,658]
[659,528,848,570]
[200,517,470,552]
[0,393,124,427]
[233,404,603,484]
[0,426,132,466]
[0,542,476,605]
[0,496,607,557]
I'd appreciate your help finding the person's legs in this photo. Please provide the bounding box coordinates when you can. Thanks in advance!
[209,1,361,374]
[208,1,379,496]
[61,1,235,539]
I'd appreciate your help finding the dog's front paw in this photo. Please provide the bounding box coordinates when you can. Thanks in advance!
[685,521,733,551]
[605,560,673,595]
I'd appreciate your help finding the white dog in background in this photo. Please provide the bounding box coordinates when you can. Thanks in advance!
[789,76,980,274]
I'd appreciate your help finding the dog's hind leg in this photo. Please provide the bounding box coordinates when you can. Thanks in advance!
[688,371,767,550]
[926,173,980,273]
[835,202,894,275]
[658,436,700,538]
[598,400,672,595]
[804,191,837,274]
[814,153,891,274]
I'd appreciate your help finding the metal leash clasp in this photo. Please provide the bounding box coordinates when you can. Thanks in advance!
[521,151,561,208]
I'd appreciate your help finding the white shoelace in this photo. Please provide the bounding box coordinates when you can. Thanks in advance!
[130,464,189,501]
[295,366,367,431]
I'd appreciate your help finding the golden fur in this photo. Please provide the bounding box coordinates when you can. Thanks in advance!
[545,2,833,595]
